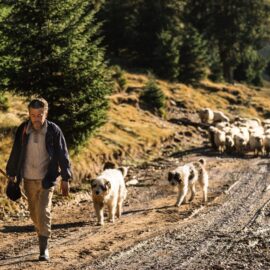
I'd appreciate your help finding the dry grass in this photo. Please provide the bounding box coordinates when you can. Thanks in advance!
[71,100,175,182]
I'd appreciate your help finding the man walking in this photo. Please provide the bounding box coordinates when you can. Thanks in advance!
[6,98,72,261]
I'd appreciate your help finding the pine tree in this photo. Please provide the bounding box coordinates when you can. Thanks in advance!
[234,46,266,86]
[178,26,209,84]
[154,29,181,81]
[185,0,270,84]
[99,0,186,81]
[153,0,186,81]
[0,0,112,148]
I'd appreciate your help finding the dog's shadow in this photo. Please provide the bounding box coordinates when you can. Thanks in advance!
[123,205,175,215]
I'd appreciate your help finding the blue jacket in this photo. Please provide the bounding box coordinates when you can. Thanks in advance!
[6,120,72,189]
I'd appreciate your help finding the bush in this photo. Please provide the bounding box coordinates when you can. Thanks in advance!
[140,76,166,116]
[178,26,209,84]
[111,65,127,92]
[265,60,270,77]
[0,93,8,111]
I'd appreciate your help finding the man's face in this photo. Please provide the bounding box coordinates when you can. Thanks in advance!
[28,107,47,130]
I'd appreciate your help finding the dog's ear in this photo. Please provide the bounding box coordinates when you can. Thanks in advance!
[174,172,181,183]
[105,181,111,190]
[90,179,97,188]
[168,171,174,181]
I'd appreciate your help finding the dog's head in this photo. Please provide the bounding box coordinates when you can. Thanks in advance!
[168,170,182,186]
[90,178,111,197]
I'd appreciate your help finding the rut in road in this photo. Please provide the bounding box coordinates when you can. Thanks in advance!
[88,159,270,270]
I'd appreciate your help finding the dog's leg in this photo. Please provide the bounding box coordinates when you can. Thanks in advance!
[199,174,208,204]
[108,201,116,223]
[175,186,188,207]
[202,185,208,203]
[117,189,127,218]
[94,202,104,225]
[189,183,196,202]
[116,200,122,218]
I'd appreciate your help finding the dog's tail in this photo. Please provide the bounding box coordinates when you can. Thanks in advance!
[198,158,206,166]
[118,167,129,178]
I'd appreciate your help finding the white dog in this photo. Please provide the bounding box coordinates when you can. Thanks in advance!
[91,167,128,225]
[168,159,208,207]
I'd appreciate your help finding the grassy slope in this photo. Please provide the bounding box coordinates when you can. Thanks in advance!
[1,73,270,216]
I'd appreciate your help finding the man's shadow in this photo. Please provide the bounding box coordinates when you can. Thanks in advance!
[1,221,88,234]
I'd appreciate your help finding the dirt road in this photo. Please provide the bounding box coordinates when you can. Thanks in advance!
[90,158,270,270]
[1,151,270,270]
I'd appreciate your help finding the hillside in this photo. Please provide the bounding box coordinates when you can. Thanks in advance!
[1,73,270,217]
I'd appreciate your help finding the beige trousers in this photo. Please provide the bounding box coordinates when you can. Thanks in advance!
[23,179,54,237]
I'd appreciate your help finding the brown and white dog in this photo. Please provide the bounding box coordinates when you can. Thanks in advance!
[168,159,208,207]
[91,167,128,225]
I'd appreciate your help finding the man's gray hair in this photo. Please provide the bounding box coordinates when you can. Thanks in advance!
[28,98,49,111]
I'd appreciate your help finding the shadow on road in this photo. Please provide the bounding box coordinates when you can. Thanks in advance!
[170,146,260,160]
[1,221,88,234]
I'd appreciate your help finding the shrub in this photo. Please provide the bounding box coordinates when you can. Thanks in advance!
[111,65,127,92]
[0,93,8,111]
[140,76,166,116]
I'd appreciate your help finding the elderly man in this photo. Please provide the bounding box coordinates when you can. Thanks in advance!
[6,98,72,261]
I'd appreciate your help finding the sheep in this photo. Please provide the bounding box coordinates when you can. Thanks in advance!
[213,110,230,123]
[225,135,235,153]
[248,133,265,156]
[199,108,214,124]
[263,119,270,126]
[265,129,270,135]
[264,124,270,131]
[264,135,270,156]
[234,131,249,154]
[215,121,230,131]
[210,127,226,153]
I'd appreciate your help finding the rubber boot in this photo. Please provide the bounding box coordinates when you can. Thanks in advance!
[38,235,50,261]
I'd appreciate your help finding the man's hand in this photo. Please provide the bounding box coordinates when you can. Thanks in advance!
[61,180,70,196]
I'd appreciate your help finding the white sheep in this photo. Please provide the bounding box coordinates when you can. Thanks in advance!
[213,110,230,123]
[249,133,265,156]
[264,135,270,156]
[263,119,270,126]
[234,132,249,154]
[199,108,214,124]
[211,127,226,153]
[215,121,230,131]
[225,135,235,152]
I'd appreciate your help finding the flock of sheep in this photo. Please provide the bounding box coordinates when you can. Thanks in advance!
[199,108,270,156]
